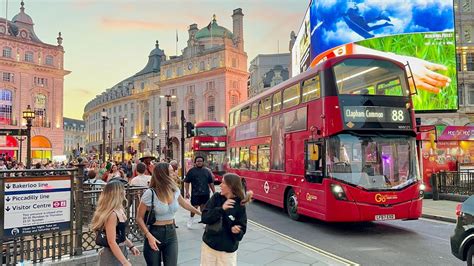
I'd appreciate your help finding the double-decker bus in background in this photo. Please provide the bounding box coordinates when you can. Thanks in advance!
[227,54,424,222]
[190,121,227,183]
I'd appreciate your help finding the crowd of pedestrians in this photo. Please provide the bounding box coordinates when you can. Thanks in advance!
[88,153,253,266]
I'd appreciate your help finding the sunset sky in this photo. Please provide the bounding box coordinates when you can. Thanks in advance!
[6,0,309,119]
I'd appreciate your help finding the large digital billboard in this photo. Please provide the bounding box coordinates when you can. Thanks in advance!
[300,0,457,112]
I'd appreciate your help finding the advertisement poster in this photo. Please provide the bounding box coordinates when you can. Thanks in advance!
[306,0,456,112]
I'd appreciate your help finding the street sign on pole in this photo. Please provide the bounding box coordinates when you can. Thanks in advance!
[0,129,27,136]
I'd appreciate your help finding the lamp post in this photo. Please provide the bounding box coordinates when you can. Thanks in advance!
[160,94,176,159]
[101,108,108,163]
[15,136,26,163]
[108,130,112,161]
[120,117,127,163]
[22,105,35,169]
[147,131,158,157]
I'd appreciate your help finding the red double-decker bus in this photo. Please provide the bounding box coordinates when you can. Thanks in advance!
[227,54,424,222]
[191,121,227,183]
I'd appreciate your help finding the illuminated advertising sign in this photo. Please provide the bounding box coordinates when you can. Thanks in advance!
[291,8,311,77]
[342,106,411,130]
[305,0,456,112]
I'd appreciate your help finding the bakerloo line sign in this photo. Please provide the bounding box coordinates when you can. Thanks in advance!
[2,176,72,238]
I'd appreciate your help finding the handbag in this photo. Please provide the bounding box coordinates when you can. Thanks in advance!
[95,229,109,247]
[144,188,156,226]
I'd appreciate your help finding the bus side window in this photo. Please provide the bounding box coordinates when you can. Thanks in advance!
[239,147,250,169]
[305,141,323,183]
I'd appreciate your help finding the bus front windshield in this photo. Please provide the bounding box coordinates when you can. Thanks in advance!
[326,134,419,190]
[195,151,227,173]
[333,58,409,97]
[196,127,227,137]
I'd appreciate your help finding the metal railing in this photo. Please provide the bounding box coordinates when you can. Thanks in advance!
[431,171,474,201]
[1,165,147,265]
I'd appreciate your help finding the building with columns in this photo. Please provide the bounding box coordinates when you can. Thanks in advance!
[159,9,248,160]
[0,1,69,163]
[83,41,166,162]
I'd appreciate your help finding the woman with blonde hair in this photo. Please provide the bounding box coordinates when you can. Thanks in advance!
[200,173,253,266]
[136,162,201,266]
[91,181,140,266]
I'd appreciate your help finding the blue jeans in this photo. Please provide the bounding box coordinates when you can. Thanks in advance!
[143,224,178,266]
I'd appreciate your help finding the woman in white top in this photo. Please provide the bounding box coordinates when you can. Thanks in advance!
[136,162,201,266]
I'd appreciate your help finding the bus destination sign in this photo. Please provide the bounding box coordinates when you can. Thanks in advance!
[343,106,411,129]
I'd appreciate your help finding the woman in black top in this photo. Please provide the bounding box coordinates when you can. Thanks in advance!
[91,181,140,266]
[200,173,252,266]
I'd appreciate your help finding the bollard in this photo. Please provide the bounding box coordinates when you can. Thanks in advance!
[432,173,439,201]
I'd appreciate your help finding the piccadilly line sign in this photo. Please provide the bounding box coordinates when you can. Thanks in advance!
[3,176,72,238]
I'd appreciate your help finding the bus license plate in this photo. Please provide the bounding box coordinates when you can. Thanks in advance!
[375,214,395,221]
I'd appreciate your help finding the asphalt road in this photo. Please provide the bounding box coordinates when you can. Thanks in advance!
[246,200,462,266]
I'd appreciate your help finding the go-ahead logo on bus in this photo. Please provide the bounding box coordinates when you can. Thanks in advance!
[375,193,398,203]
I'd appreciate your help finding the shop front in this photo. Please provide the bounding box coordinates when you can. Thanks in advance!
[31,135,52,163]
[420,126,474,194]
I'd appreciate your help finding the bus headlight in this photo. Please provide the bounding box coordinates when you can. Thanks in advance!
[419,184,426,191]
[331,184,347,201]
[419,183,425,198]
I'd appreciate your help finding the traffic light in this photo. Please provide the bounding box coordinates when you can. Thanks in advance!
[156,144,161,153]
[186,122,195,138]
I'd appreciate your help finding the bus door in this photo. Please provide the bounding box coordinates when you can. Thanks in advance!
[299,140,325,215]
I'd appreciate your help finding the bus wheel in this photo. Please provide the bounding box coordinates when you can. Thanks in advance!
[286,188,300,221]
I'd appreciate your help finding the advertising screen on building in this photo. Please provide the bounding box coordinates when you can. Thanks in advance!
[297,0,457,112]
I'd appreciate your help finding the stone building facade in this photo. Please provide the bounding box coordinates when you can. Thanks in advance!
[248,53,290,98]
[63,117,86,159]
[83,42,165,161]
[0,1,69,163]
[158,9,248,159]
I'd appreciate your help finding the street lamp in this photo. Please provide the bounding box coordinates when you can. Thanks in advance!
[22,105,35,169]
[160,94,176,159]
[101,109,108,163]
[147,130,158,157]
[108,130,112,161]
[120,117,127,163]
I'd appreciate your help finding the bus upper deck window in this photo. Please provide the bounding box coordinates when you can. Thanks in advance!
[272,91,282,112]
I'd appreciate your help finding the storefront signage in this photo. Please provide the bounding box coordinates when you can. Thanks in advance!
[343,106,410,125]
[438,126,474,141]
[0,129,27,136]
[3,176,71,238]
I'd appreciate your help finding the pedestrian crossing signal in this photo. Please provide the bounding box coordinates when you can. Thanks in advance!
[186,122,195,138]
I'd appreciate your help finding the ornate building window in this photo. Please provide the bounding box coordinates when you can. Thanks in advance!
[2,47,12,58]
[207,96,216,121]
[144,112,150,132]
[34,93,48,127]
[2,72,14,82]
[467,53,474,71]
[188,99,195,116]
[24,51,34,63]
[45,55,54,66]
[0,89,13,125]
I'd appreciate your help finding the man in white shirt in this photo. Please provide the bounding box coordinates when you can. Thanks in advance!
[130,162,151,187]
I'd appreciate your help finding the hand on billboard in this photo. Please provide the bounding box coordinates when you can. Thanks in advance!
[402,55,451,94]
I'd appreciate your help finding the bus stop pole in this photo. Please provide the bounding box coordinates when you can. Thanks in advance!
[180,110,186,196]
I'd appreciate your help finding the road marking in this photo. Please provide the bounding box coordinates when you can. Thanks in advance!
[248,220,359,266]
[420,217,455,225]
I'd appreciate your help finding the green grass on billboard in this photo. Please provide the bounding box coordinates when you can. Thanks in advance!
[356,32,457,112]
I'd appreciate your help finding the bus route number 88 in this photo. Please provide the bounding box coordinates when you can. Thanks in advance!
[391,109,404,122]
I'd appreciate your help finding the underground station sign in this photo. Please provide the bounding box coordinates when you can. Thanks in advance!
[3,176,71,238]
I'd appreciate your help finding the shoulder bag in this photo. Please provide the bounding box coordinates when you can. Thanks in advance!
[95,212,120,247]
[144,188,156,226]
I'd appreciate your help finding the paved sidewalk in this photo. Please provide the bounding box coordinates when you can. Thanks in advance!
[422,198,459,223]
[129,208,354,266]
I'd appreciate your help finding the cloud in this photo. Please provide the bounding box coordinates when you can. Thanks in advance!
[70,88,92,97]
[100,18,180,31]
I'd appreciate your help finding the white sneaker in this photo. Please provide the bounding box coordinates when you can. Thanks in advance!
[187,217,193,229]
